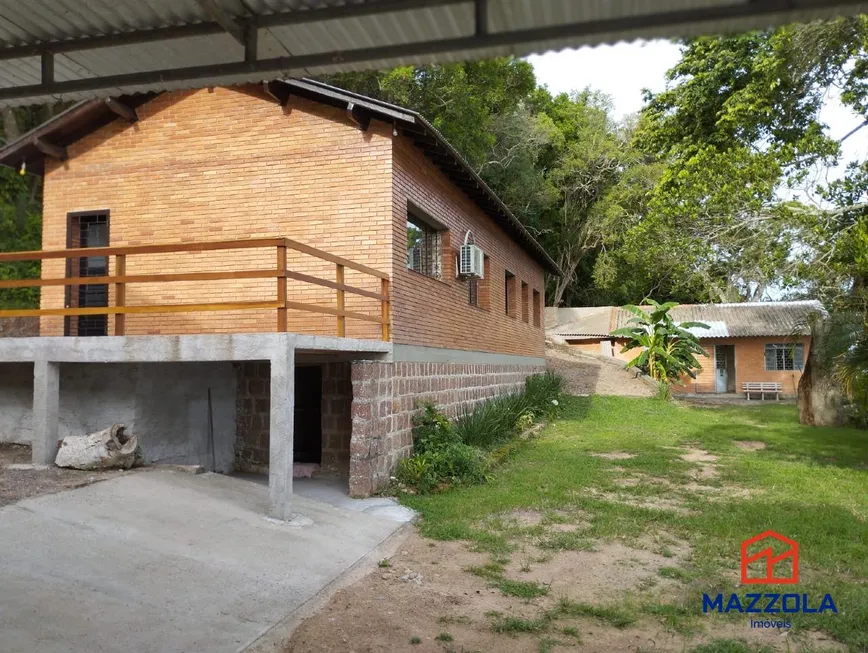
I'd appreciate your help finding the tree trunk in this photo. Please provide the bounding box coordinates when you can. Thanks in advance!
[798,332,844,426]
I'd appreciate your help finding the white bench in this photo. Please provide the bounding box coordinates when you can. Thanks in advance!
[742,382,782,401]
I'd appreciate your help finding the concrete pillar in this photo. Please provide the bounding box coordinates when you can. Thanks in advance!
[32,360,60,465]
[268,344,295,520]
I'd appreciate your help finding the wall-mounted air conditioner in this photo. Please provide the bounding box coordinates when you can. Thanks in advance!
[459,243,484,278]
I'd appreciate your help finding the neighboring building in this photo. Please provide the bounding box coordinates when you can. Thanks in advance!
[546,301,823,396]
[0,80,558,517]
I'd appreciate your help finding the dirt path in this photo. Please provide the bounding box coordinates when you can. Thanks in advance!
[546,346,653,397]
[286,527,840,653]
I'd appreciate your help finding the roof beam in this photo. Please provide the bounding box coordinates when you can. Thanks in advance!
[32,137,66,161]
[263,81,291,106]
[1,0,861,103]
[347,102,371,131]
[105,98,137,122]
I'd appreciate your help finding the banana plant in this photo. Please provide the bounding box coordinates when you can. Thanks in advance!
[610,298,710,383]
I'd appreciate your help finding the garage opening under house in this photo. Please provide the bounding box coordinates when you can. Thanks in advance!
[0,79,557,519]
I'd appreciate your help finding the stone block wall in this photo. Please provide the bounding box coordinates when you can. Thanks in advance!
[321,362,352,475]
[234,361,271,473]
[348,360,544,497]
[234,360,352,474]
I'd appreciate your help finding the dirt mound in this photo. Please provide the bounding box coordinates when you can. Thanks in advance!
[546,346,654,397]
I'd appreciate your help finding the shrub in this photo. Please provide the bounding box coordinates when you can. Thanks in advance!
[395,402,489,493]
[395,373,564,494]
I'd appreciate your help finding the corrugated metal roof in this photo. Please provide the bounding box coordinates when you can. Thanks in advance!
[0,0,865,106]
[549,300,826,338]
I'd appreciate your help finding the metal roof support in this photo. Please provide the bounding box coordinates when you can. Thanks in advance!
[1,0,862,103]
[244,24,258,64]
[40,51,53,85]
[475,0,488,36]
[193,0,246,45]
[0,0,465,61]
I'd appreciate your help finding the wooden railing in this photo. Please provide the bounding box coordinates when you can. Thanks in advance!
[0,237,391,341]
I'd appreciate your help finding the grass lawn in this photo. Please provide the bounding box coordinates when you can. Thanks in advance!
[401,396,868,652]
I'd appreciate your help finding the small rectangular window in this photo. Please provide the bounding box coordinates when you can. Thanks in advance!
[764,343,805,371]
[521,281,529,323]
[504,271,516,317]
[407,213,441,279]
[532,289,541,327]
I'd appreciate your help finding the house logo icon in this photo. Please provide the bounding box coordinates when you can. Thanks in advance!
[740,530,799,584]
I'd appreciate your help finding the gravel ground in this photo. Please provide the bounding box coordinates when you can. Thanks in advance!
[546,345,654,397]
[0,443,128,507]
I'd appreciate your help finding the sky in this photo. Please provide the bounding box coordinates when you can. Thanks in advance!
[527,40,868,201]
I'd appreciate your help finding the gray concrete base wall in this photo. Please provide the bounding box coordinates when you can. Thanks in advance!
[0,362,236,472]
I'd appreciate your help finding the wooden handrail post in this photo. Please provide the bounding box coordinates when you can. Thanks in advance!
[276,242,287,332]
[381,278,390,342]
[335,264,346,337]
[115,254,126,335]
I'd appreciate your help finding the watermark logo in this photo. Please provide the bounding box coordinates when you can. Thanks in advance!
[740,530,798,584]
[702,531,837,624]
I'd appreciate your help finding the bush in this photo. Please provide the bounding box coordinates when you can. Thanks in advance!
[395,403,489,493]
[395,372,564,494]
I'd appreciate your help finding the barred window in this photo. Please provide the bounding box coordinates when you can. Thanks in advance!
[764,343,805,371]
[406,214,441,279]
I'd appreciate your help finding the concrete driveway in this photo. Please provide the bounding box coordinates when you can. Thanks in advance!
[0,470,409,653]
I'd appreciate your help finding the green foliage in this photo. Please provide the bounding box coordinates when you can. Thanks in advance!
[395,403,490,494]
[395,373,564,494]
[0,170,41,309]
[611,299,709,383]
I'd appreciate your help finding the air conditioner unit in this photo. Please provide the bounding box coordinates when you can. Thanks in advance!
[459,243,484,278]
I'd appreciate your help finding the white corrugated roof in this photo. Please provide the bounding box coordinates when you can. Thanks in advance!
[549,300,826,339]
[0,0,865,106]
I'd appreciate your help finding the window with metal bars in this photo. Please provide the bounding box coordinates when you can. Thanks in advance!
[65,211,109,337]
[764,343,804,371]
[406,213,441,279]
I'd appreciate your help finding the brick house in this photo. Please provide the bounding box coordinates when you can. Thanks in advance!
[0,79,558,516]
[546,301,822,397]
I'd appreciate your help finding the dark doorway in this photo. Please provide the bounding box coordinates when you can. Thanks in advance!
[65,211,109,336]
[294,366,322,464]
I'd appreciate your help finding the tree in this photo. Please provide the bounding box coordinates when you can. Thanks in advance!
[627,17,868,307]
[320,65,634,307]
[610,299,710,383]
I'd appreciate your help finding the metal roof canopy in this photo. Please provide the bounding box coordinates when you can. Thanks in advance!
[0,0,867,107]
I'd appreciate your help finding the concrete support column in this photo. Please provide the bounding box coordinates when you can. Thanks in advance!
[268,344,295,520]
[32,360,60,465]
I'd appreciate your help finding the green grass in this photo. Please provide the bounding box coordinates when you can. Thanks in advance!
[489,615,549,634]
[547,598,636,628]
[434,632,453,642]
[401,396,868,651]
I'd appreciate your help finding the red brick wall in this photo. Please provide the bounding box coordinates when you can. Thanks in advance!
[40,86,392,339]
[390,137,547,357]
